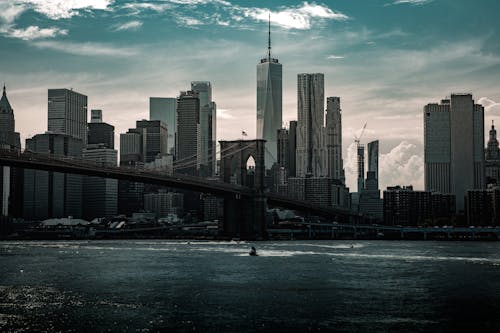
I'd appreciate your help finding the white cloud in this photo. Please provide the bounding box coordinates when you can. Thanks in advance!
[242,2,348,30]
[344,141,424,192]
[392,0,433,5]
[7,25,68,40]
[176,16,203,26]
[120,3,171,15]
[327,55,345,60]
[113,20,143,31]
[18,0,113,20]
[32,40,138,57]
[0,2,26,25]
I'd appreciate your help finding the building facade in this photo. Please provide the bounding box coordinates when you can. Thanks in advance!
[176,90,200,175]
[136,120,168,163]
[288,120,297,177]
[191,81,216,176]
[48,88,88,145]
[296,73,326,177]
[424,94,485,211]
[150,97,177,155]
[82,145,118,220]
[256,19,282,169]
[23,133,83,220]
[326,97,344,182]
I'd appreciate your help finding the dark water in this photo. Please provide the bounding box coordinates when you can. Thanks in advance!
[1,240,500,333]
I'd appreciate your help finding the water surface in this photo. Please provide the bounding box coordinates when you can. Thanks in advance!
[1,240,499,332]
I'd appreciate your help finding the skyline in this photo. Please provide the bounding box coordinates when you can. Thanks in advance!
[2,0,500,191]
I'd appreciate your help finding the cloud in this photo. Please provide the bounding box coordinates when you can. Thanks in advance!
[120,2,172,15]
[18,0,113,20]
[344,141,424,192]
[391,0,433,5]
[327,55,345,60]
[242,2,348,30]
[6,25,68,40]
[32,40,138,57]
[113,20,142,31]
[176,16,203,26]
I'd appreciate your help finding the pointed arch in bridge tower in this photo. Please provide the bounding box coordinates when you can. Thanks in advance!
[219,139,267,239]
[219,139,266,192]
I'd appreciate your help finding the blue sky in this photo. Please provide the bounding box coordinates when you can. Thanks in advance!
[1,0,500,190]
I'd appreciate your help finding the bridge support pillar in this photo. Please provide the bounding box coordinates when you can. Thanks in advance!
[222,194,267,240]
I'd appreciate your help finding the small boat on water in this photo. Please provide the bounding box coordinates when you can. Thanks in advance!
[249,246,258,256]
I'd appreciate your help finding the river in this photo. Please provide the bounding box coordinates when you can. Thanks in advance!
[1,240,500,332]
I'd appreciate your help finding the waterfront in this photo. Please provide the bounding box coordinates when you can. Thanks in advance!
[1,240,500,332]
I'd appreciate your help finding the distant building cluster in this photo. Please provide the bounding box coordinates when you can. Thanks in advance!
[0,17,499,228]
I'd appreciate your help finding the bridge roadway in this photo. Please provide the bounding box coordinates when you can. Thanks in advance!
[0,149,352,220]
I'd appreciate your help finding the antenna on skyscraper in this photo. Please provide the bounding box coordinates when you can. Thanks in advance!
[268,11,271,60]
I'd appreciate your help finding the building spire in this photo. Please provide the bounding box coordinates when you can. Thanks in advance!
[2,83,5,97]
[268,12,271,60]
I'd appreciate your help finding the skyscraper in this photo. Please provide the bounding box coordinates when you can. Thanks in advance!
[256,16,282,169]
[176,90,200,175]
[0,85,21,217]
[277,128,289,169]
[288,120,297,177]
[82,144,118,220]
[357,144,365,193]
[48,89,88,145]
[424,94,485,211]
[150,97,177,155]
[191,81,216,176]
[23,133,83,220]
[367,140,379,190]
[326,97,344,182]
[136,120,168,163]
[296,73,326,177]
[88,111,114,149]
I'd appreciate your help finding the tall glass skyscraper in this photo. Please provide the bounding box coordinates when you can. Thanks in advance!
[256,17,282,169]
[150,97,177,155]
[191,81,216,176]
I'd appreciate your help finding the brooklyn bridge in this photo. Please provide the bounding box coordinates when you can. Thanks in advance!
[0,139,355,240]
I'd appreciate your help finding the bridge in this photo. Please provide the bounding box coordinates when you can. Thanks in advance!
[0,143,354,240]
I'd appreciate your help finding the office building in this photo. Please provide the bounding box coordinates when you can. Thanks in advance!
[48,88,88,144]
[191,81,216,176]
[150,97,177,155]
[82,144,118,219]
[118,129,145,216]
[357,144,365,193]
[23,133,83,220]
[256,17,282,169]
[0,85,22,217]
[144,190,184,218]
[296,73,326,177]
[136,120,168,163]
[88,110,114,149]
[383,186,431,226]
[424,94,485,211]
[176,90,200,175]
[367,140,379,188]
[90,109,102,123]
[277,128,289,169]
[326,97,344,182]
[288,120,297,177]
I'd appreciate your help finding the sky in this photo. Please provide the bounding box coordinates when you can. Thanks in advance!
[1,0,500,191]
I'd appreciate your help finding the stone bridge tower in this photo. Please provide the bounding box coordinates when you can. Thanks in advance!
[219,139,267,239]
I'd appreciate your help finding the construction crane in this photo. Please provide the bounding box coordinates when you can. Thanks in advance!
[354,122,367,146]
